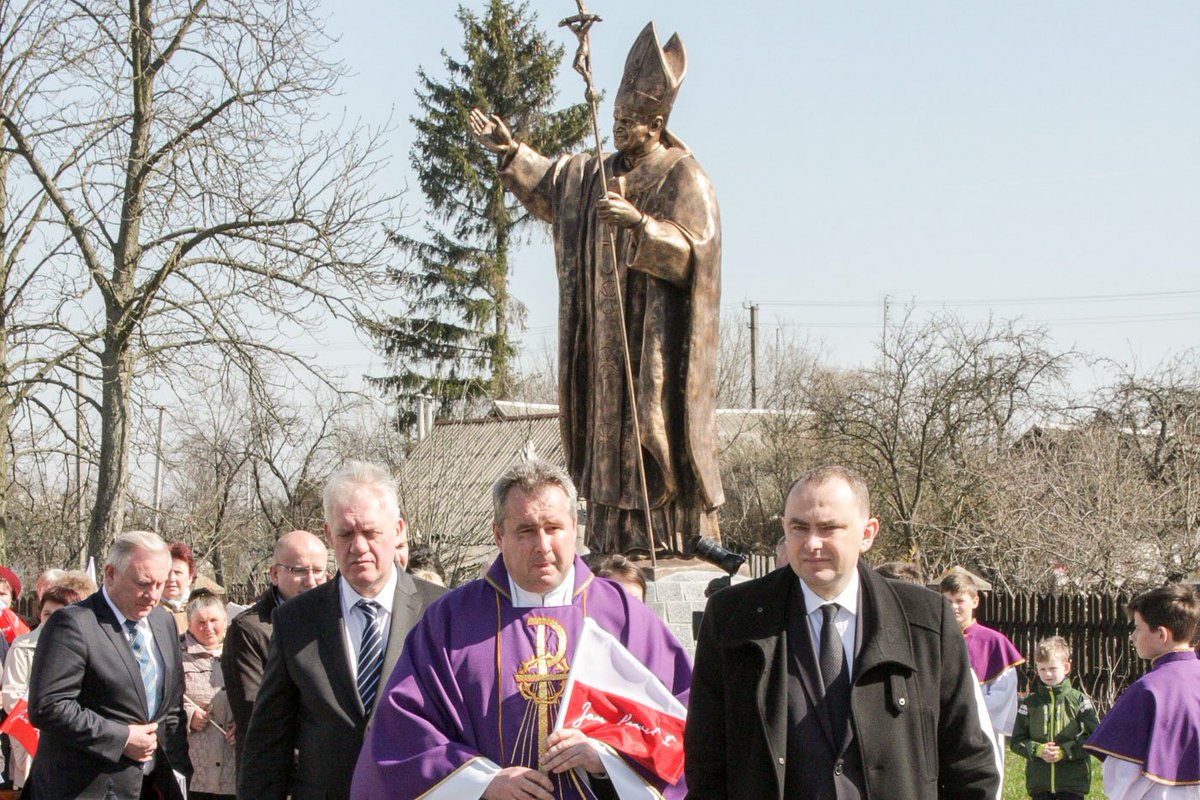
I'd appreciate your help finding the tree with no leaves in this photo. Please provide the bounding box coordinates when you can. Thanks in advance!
[803,311,1071,568]
[0,0,398,556]
[0,0,104,561]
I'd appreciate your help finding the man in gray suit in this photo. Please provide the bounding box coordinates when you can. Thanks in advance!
[239,461,446,800]
[25,531,191,799]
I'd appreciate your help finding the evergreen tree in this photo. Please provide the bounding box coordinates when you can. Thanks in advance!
[372,0,589,426]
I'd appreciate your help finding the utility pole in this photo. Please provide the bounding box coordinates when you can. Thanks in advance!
[748,303,759,409]
[152,406,164,531]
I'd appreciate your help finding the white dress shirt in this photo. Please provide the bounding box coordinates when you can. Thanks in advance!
[798,571,859,680]
[338,567,398,682]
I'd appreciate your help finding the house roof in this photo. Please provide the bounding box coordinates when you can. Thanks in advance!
[395,403,775,570]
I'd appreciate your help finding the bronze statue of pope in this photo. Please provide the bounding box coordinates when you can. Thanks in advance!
[470,22,723,555]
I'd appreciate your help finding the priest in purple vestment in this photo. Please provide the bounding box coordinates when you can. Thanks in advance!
[1084,584,1200,800]
[350,459,692,800]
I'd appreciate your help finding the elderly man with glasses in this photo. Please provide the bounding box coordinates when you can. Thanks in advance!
[221,529,329,764]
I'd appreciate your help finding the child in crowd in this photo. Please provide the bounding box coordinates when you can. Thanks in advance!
[1084,583,1200,799]
[941,571,1025,743]
[942,570,1024,797]
[1011,636,1100,800]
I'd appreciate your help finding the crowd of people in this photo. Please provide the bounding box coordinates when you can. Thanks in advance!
[0,460,1193,799]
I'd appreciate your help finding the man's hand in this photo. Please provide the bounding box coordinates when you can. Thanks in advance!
[469,108,515,155]
[482,766,555,800]
[123,722,158,762]
[190,707,209,732]
[542,728,604,775]
[597,191,645,229]
[1039,741,1062,763]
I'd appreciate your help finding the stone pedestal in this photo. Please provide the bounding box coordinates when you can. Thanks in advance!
[637,558,751,657]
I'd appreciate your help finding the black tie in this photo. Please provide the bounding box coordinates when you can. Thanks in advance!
[820,603,851,737]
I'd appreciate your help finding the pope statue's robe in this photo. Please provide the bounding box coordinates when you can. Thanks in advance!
[499,140,723,554]
[349,556,692,799]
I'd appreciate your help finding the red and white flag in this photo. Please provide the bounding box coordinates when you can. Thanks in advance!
[0,607,28,645]
[554,618,687,785]
[0,696,38,756]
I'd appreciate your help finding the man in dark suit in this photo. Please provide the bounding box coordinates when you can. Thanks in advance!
[222,528,328,764]
[239,461,446,800]
[685,465,999,799]
[25,531,192,800]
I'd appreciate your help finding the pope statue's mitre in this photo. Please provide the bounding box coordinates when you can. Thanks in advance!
[615,22,687,119]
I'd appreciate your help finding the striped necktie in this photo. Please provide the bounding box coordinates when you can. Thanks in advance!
[356,600,385,714]
[125,619,159,719]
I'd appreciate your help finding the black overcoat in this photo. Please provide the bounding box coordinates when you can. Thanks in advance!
[684,564,999,799]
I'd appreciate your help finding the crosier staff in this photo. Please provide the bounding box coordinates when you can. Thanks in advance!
[558,0,659,568]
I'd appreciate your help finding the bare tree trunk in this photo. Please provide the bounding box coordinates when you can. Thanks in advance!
[493,218,509,398]
[88,336,134,556]
[0,363,10,565]
[0,155,9,564]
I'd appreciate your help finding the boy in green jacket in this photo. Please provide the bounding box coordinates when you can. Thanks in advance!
[1011,636,1101,800]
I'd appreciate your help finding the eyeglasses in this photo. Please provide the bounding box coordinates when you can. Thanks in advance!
[274,564,325,577]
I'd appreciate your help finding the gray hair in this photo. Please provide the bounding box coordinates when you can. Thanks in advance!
[322,461,401,524]
[186,591,227,620]
[106,531,170,573]
[39,568,66,586]
[491,459,578,527]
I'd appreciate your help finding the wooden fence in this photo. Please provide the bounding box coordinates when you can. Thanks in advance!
[979,591,1141,711]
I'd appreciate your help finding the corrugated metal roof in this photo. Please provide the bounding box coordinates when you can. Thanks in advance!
[396,413,563,565]
[397,405,776,565]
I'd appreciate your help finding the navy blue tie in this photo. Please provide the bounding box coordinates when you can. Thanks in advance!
[356,600,384,713]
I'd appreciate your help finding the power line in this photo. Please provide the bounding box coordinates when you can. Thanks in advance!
[750,287,1200,309]
[761,311,1200,330]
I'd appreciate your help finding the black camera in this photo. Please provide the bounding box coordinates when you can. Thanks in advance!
[692,536,746,576]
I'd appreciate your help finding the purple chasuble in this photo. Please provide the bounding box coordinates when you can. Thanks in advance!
[1084,650,1200,785]
[963,622,1024,684]
[350,556,692,799]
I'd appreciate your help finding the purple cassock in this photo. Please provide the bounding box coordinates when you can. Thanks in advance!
[1084,650,1200,785]
[350,556,692,799]
[963,622,1024,683]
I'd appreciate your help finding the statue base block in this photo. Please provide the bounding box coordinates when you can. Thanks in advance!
[627,556,751,656]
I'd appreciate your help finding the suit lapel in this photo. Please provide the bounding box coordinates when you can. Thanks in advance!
[854,565,916,679]
[377,570,417,715]
[148,607,178,719]
[723,569,793,772]
[319,578,365,721]
[93,592,151,717]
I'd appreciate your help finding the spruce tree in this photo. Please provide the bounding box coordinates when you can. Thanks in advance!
[372,0,589,426]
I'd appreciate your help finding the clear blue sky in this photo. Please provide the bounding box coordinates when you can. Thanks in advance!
[316,1,1200,389]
